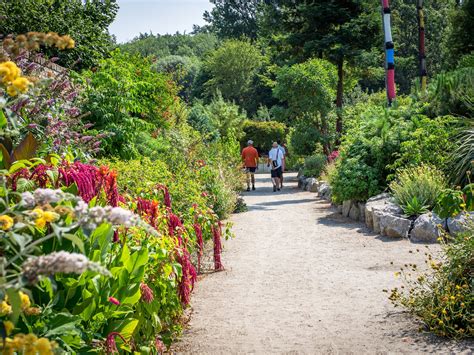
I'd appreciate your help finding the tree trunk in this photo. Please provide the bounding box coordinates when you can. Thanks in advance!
[335,58,344,145]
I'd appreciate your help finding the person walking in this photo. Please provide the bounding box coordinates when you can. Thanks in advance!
[268,142,283,192]
[277,140,286,188]
[241,140,259,191]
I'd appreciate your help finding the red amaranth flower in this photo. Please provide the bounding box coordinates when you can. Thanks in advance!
[155,337,165,354]
[212,222,224,271]
[136,198,160,228]
[108,297,120,305]
[106,332,127,354]
[157,184,172,208]
[140,283,154,303]
[176,247,197,305]
[168,212,183,242]
[193,223,204,273]
[30,164,54,188]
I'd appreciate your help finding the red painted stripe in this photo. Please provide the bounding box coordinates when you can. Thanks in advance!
[382,0,390,8]
[387,70,396,99]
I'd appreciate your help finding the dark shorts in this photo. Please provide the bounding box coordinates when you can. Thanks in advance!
[245,167,257,173]
[271,166,282,178]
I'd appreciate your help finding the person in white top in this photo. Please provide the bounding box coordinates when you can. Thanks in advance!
[277,140,286,188]
[267,142,284,192]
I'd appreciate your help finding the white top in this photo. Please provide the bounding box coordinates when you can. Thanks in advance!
[269,148,283,169]
[278,145,286,157]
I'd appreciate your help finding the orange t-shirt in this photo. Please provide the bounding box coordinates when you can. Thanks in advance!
[241,146,259,168]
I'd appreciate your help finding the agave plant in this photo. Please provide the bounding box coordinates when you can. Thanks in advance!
[451,121,474,186]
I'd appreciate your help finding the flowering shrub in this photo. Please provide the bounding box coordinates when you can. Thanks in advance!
[388,229,473,338]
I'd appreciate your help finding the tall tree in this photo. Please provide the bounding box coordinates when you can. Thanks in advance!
[260,0,379,140]
[203,0,263,39]
[0,0,118,69]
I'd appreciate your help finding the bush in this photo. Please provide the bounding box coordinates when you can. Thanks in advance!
[390,165,447,216]
[303,154,327,178]
[241,120,287,153]
[389,229,473,338]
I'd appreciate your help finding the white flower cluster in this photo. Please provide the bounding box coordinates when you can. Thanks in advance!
[21,189,77,208]
[22,251,111,283]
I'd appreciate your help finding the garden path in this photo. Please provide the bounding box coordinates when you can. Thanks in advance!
[176,173,472,354]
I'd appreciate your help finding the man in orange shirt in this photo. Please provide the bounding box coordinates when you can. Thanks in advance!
[241,140,259,191]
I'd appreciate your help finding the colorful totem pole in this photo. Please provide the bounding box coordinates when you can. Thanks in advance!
[417,0,427,91]
[381,0,396,105]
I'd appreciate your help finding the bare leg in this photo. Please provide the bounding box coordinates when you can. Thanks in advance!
[246,171,251,190]
[251,173,255,189]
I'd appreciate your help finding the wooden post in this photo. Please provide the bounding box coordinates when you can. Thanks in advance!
[381,0,396,105]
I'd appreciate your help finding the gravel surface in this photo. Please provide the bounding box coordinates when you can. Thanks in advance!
[175,173,473,354]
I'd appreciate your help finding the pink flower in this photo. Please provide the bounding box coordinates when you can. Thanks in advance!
[201,192,208,198]
[106,332,126,354]
[109,297,120,305]
[140,283,154,303]
[155,337,166,354]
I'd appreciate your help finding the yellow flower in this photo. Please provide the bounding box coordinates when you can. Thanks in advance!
[35,218,47,228]
[32,208,44,219]
[0,61,21,83]
[0,214,14,231]
[450,295,455,301]
[11,77,31,93]
[438,320,444,325]
[6,85,18,97]
[19,291,31,310]
[35,337,53,355]
[441,309,447,315]
[3,321,14,335]
[0,300,12,315]
[43,211,59,223]
[11,333,26,349]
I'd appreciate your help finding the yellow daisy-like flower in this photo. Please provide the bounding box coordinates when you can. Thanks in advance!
[35,337,53,355]
[0,214,14,231]
[11,77,31,93]
[43,211,59,223]
[0,300,12,315]
[3,321,14,336]
[6,85,18,97]
[32,208,44,219]
[19,291,31,310]
[0,61,21,83]
[35,218,47,228]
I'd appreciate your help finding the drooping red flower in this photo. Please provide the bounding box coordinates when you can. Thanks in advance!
[29,164,54,188]
[167,212,183,242]
[193,223,204,274]
[136,198,160,228]
[59,161,100,203]
[212,222,224,271]
[176,247,197,305]
[157,184,172,208]
[105,332,127,354]
[140,282,154,303]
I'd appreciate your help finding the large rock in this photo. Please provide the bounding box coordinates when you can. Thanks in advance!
[349,203,361,221]
[309,179,319,193]
[337,205,343,214]
[365,193,403,230]
[447,212,474,237]
[318,182,332,200]
[411,213,445,243]
[378,213,412,238]
[298,175,306,188]
[342,200,353,217]
[358,202,366,223]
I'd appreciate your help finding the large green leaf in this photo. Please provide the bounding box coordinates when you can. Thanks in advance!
[11,132,38,162]
[0,143,11,169]
[108,318,139,340]
[6,289,21,323]
[0,110,7,128]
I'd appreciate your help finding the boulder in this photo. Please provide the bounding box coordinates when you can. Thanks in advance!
[298,176,306,188]
[309,179,319,193]
[447,212,474,237]
[372,210,383,233]
[337,205,343,214]
[304,178,317,192]
[342,200,353,217]
[378,213,412,238]
[411,213,445,243]
[358,202,366,223]
[318,182,332,200]
[365,193,403,230]
[349,203,360,221]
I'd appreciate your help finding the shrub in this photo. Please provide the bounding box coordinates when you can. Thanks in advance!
[303,154,327,178]
[389,229,473,338]
[240,120,287,153]
[390,165,447,216]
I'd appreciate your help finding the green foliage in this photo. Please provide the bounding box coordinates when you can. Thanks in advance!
[240,120,286,153]
[451,123,474,186]
[434,184,474,219]
[204,39,263,105]
[80,50,179,159]
[389,230,473,338]
[389,166,447,217]
[0,0,118,69]
[288,122,327,157]
[303,154,327,178]
[203,0,261,39]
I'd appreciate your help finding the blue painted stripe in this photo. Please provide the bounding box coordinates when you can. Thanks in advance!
[386,48,395,64]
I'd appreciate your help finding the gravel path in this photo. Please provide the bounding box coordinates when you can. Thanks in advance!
[176,173,472,354]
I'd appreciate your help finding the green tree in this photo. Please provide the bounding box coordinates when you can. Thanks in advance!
[204,39,263,107]
[0,0,118,69]
[273,58,338,153]
[259,0,379,139]
[203,0,263,39]
[205,92,247,139]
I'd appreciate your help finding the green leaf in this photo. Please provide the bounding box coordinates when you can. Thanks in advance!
[6,288,21,324]
[0,143,11,169]
[108,318,139,340]
[62,182,79,195]
[9,162,27,173]
[63,233,85,254]
[0,109,7,128]
[11,132,38,162]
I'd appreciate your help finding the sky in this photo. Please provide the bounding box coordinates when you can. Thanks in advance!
[109,0,214,43]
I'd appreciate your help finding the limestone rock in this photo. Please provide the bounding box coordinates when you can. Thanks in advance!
[342,200,353,217]
[365,193,402,230]
[318,182,331,200]
[447,212,474,237]
[411,213,445,243]
[337,205,343,214]
[358,203,366,223]
[378,213,411,238]
[349,203,360,221]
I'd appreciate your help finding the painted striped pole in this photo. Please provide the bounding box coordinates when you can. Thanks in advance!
[381,0,396,105]
[417,0,427,91]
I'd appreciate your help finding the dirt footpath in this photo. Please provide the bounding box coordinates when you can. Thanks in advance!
[176,173,472,354]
